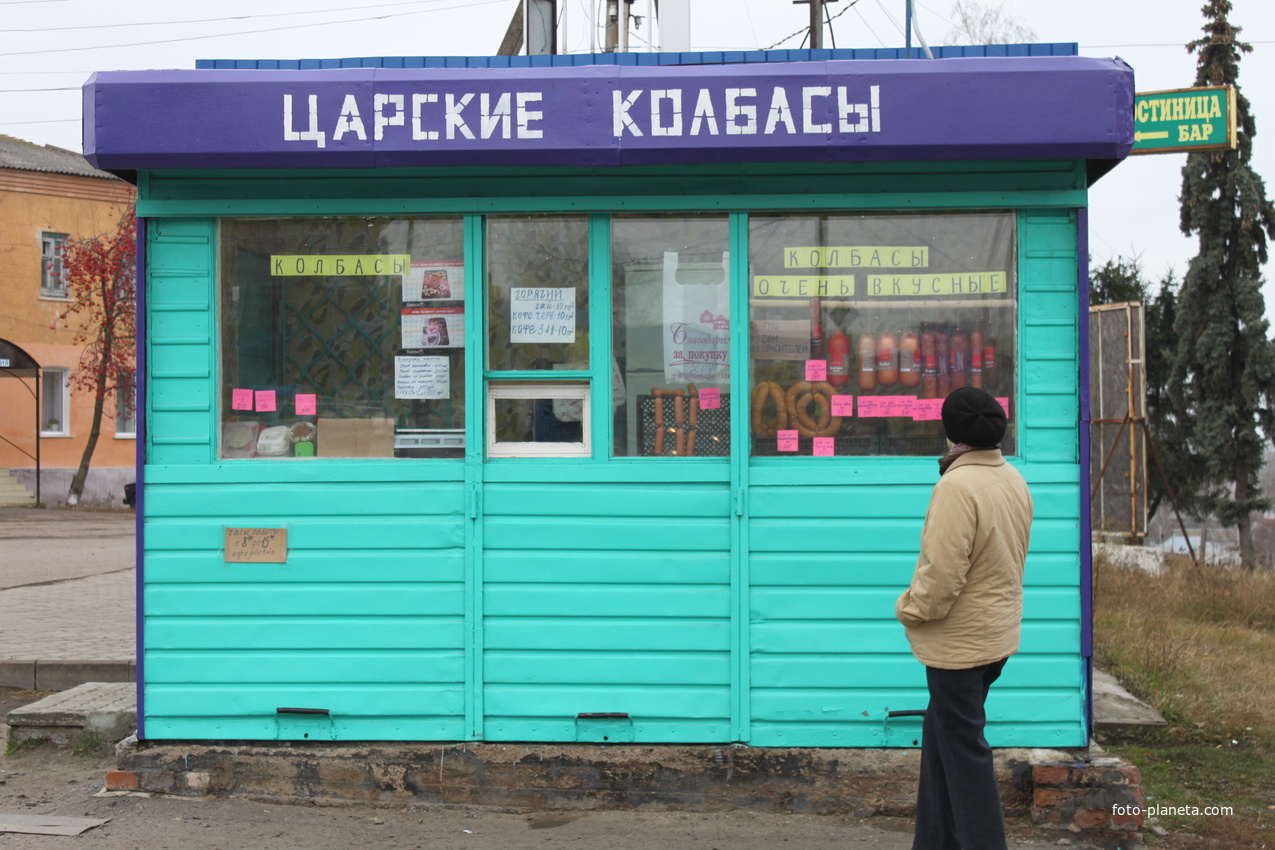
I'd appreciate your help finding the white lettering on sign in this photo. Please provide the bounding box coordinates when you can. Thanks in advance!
[280,85,882,148]
[618,85,881,138]
[284,91,548,148]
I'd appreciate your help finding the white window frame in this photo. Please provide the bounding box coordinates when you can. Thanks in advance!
[487,382,591,458]
[41,368,70,436]
[115,381,137,439]
[41,232,69,298]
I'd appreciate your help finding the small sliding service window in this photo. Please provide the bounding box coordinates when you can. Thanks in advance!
[487,382,591,458]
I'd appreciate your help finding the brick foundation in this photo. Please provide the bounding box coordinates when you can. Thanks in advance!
[1032,757,1144,838]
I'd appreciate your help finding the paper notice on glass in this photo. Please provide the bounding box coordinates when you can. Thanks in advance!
[403,260,464,303]
[395,356,449,399]
[663,251,730,384]
[402,306,464,349]
[510,287,575,343]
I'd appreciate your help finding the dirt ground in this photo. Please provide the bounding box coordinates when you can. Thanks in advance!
[0,688,1092,850]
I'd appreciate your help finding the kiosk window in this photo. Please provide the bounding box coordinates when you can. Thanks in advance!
[218,216,466,459]
[486,215,590,372]
[748,212,1017,457]
[611,214,731,457]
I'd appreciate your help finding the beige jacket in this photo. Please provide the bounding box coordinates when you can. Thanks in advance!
[895,449,1033,669]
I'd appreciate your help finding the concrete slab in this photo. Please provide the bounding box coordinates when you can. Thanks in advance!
[6,681,136,748]
[1092,669,1166,741]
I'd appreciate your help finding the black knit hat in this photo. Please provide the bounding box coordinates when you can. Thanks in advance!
[941,387,1007,448]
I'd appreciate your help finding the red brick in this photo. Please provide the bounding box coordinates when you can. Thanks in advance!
[1032,764,1072,786]
[1034,788,1080,808]
[105,770,138,791]
[1072,808,1111,830]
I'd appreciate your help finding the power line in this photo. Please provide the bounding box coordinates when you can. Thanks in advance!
[0,0,509,57]
[0,0,453,33]
[764,0,861,51]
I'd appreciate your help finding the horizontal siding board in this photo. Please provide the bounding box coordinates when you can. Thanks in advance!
[483,483,730,517]
[751,654,1080,689]
[751,621,1076,654]
[144,518,465,551]
[485,585,729,618]
[750,551,1079,587]
[483,719,729,742]
[482,516,730,552]
[144,551,465,584]
[144,463,464,485]
[146,584,464,617]
[749,485,933,518]
[144,483,464,517]
[145,683,464,716]
[750,587,1078,621]
[145,717,466,740]
[749,721,1085,748]
[751,688,1080,723]
[483,618,729,651]
[146,617,463,650]
[145,650,464,683]
[483,684,728,718]
[484,550,729,584]
[484,651,729,685]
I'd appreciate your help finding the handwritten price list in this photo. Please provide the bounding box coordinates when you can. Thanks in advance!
[510,287,576,343]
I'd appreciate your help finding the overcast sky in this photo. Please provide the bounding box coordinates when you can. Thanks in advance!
[2,0,1272,310]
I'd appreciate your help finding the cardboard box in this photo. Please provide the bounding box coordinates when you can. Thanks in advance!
[316,417,395,457]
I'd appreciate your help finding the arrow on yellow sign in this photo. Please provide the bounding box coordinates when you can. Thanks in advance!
[1135,130,1170,142]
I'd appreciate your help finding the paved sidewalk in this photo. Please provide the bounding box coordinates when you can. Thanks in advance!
[0,507,135,690]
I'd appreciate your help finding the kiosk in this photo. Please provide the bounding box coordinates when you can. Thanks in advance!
[84,47,1133,746]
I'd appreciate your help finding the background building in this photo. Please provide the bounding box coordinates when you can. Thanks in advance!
[0,134,137,507]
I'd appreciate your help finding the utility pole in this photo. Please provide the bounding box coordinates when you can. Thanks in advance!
[605,0,619,52]
[794,0,838,50]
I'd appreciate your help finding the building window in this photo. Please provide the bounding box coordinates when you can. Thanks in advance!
[219,216,467,459]
[611,213,731,457]
[41,232,69,298]
[41,368,70,436]
[747,211,1017,457]
[115,379,137,438]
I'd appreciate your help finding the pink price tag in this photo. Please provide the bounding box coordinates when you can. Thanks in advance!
[805,360,827,382]
[777,430,799,452]
[698,388,721,410]
[831,395,854,417]
[813,437,834,457]
[295,393,317,416]
[911,399,944,421]
[859,396,916,417]
[231,389,254,411]
[996,397,1010,417]
[254,390,277,412]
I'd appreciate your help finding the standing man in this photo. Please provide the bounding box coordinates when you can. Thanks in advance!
[896,386,1033,850]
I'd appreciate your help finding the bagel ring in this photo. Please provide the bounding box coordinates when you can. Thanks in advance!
[750,381,787,437]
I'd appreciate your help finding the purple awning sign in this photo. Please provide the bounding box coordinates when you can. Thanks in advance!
[83,57,1134,170]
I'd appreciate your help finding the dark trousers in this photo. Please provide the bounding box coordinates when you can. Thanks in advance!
[912,658,1008,850]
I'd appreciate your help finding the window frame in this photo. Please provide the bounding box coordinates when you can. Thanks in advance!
[40,232,69,299]
[41,368,70,437]
[486,381,592,459]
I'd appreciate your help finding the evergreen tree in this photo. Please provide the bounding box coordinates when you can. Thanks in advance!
[1089,255,1148,307]
[1170,0,1275,568]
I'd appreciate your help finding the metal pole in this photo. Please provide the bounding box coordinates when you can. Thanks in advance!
[35,369,41,507]
[809,0,822,50]
[905,0,913,58]
[523,0,530,55]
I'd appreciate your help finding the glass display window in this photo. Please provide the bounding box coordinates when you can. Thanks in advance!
[218,216,466,459]
[610,214,731,457]
[748,212,1017,457]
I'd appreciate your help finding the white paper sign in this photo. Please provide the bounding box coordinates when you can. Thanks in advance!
[663,252,731,384]
[510,287,575,343]
[394,356,449,399]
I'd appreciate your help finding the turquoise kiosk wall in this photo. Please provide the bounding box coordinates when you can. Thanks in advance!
[85,49,1133,747]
